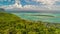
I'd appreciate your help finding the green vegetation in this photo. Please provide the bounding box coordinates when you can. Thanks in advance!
[0,12,60,34]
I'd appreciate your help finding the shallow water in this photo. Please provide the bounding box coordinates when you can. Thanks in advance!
[13,13,60,23]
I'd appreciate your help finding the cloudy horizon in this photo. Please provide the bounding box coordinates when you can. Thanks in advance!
[0,0,60,11]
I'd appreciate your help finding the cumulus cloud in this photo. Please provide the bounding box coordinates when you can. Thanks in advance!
[32,0,59,8]
[24,0,60,9]
[33,0,58,5]
[0,0,60,11]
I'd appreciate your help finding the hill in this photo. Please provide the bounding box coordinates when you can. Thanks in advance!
[0,8,5,12]
[0,12,60,34]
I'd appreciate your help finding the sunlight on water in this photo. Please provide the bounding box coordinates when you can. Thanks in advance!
[13,13,60,23]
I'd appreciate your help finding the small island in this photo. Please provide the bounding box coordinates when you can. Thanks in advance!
[29,15,55,17]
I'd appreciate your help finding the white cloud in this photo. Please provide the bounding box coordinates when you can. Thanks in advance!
[24,0,60,9]
[0,0,60,11]
[33,0,58,5]
[32,0,59,8]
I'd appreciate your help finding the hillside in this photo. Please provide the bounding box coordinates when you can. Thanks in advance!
[0,8,5,12]
[0,12,60,34]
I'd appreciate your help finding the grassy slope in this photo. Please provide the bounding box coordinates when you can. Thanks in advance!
[0,12,60,34]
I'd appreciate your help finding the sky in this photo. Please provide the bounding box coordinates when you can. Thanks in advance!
[0,0,60,11]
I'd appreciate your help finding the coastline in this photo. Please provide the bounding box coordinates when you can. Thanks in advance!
[0,12,60,34]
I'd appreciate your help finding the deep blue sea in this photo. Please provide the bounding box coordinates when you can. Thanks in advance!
[13,13,60,23]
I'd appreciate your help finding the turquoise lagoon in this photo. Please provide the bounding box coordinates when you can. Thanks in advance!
[13,13,60,23]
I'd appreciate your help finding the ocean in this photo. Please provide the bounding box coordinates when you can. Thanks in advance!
[13,13,60,23]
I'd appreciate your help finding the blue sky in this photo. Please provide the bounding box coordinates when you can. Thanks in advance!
[0,0,60,10]
[0,0,59,5]
[0,0,15,5]
[0,0,41,6]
